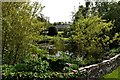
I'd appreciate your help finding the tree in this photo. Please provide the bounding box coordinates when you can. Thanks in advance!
[2,2,47,64]
[69,1,120,59]
[70,10,113,59]
[72,2,92,23]
[94,1,120,48]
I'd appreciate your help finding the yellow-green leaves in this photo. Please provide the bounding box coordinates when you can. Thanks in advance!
[71,14,113,57]
[2,2,47,64]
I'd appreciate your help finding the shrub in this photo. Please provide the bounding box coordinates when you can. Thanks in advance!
[49,36,66,53]
[2,70,82,79]
[2,2,47,64]
[48,27,58,36]
[2,55,83,79]
[2,57,50,79]
[70,14,114,59]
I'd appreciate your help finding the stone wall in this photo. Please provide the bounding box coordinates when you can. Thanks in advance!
[73,54,120,78]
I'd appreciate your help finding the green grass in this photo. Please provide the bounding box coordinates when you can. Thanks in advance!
[58,31,64,34]
[47,36,69,41]
[47,36,54,39]
[103,66,120,79]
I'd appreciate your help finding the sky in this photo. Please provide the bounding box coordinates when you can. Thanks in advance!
[32,0,85,23]
[32,0,120,23]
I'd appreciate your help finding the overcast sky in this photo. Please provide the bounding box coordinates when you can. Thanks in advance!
[32,0,85,23]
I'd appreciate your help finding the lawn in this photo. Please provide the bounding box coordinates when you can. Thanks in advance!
[103,66,120,79]
[58,31,64,34]
[47,35,69,41]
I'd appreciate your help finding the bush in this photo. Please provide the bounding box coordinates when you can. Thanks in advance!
[103,47,120,59]
[41,52,70,72]
[70,14,114,59]
[49,36,68,54]
[2,55,83,79]
[29,44,48,57]
[2,56,50,79]
[2,70,82,79]
[48,27,58,36]
[2,2,47,64]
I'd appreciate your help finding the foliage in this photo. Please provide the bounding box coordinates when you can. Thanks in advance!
[41,52,70,72]
[69,0,120,60]
[2,49,119,79]
[49,36,66,53]
[64,64,79,72]
[62,27,71,38]
[2,2,47,64]
[93,1,120,48]
[103,47,120,59]
[29,43,47,56]
[70,10,114,59]
[2,56,49,74]
[73,1,120,49]
[2,53,83,79]
[2,1,120,79]
[48,27,58,36]
[2,69,81,79]
[41,51,96,72]
[109,47,120,54]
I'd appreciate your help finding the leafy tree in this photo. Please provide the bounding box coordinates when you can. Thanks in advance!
[94,1,120,48]
[70,1,120,59]
[70,10,113,59]
[72,2,92,23]
[2,2,47,64]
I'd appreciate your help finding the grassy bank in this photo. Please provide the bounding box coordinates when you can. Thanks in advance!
[103,66,120,79]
